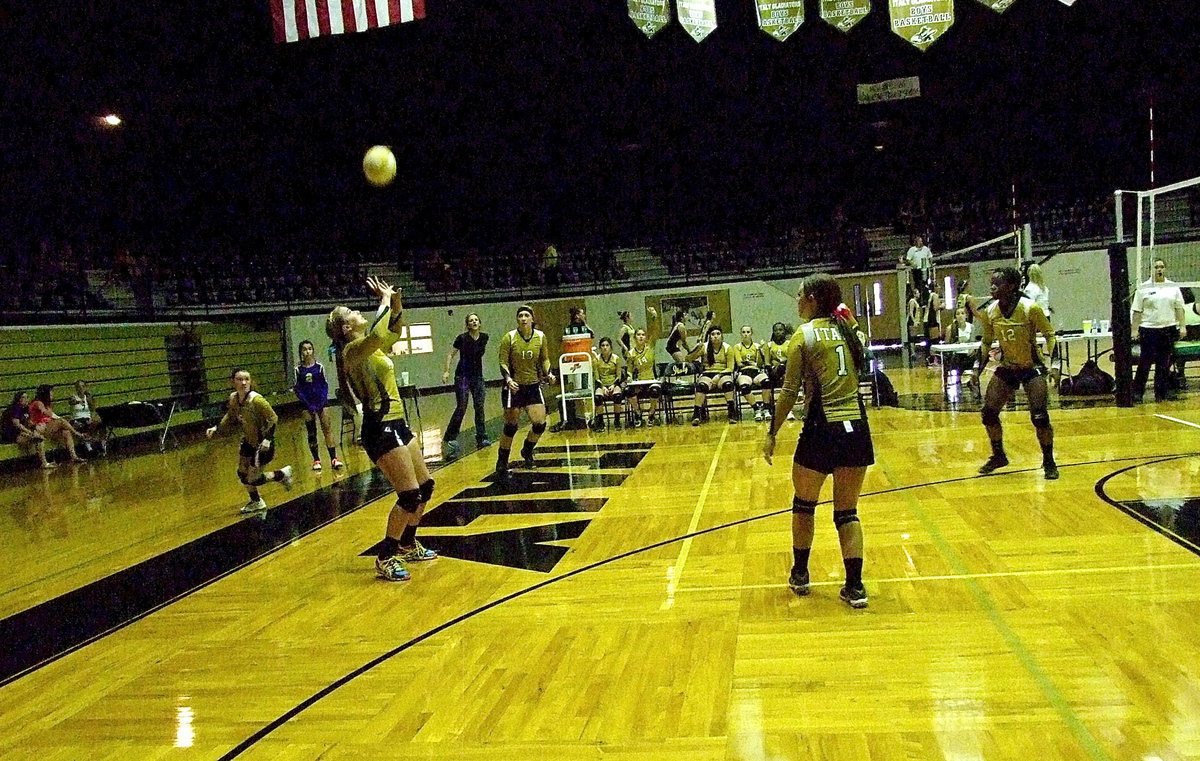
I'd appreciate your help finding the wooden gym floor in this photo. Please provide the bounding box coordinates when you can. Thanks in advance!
[1,366,1199,761]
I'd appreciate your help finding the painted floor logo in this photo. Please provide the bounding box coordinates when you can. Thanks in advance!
[362,443,656,572]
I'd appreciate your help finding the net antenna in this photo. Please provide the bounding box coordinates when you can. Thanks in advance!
[1114,174,1200,285]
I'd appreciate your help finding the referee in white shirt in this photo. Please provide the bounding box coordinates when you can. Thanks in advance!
[1131,258,1186,402]
[901,235,933,297]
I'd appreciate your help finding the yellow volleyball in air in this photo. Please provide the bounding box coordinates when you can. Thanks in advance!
[362,145,396,187]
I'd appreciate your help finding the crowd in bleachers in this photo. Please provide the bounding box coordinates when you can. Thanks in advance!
[0,189,1168,318]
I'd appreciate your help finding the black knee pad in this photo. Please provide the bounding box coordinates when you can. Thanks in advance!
[396,488,422,513]
[1030,410,1052,429]
[981,408,1002,426]
[833,509,860,527]
[305,418,318,447]
[792,497,817,515]
[531,422,547,435]
[237,469,252,485]
[419,478,435,503]
[594,393,607,405]
[737,382,753,395]
[721,380,736,393]
[611,392,625,403]
[502,422,519,438]
[647,384,662,398]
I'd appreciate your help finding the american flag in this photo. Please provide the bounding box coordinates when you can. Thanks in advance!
[270,0,425,43]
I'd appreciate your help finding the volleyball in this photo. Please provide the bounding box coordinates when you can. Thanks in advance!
[362,145,396,187]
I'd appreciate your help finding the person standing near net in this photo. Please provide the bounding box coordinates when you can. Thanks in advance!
[495,305,555,484]
[975,266,1059,480]
[295,340,343,472]
[441,313,490,457]
[327,277,437,582]
[762,273,873,609]
[1131,258,1186,403]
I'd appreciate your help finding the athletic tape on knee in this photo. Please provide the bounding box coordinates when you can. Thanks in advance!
[530,422,547,435]
[396,488,422,513]
[1030,410,1052,429]
[981,408,1001,426]
[792,496,817,515]
[833,509,860,527]
[502,422,519,438]
[419,478,435,503]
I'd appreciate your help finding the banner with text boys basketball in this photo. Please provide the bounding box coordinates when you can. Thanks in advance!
[889,0,954,50]
[628,0,671,38]
[820,0,871,32]
[755,0,804,41]
[677,0,717,42]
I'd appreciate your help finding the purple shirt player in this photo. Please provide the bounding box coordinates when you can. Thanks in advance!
[295,361,330,413]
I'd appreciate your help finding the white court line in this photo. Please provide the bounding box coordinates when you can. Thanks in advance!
[662,425,730,610]
[673,561,1200,594]
[1156,413,1200,430]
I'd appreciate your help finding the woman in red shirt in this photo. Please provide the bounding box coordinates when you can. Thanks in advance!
[29,385,84,463]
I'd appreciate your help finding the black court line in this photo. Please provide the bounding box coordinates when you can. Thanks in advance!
[1094,454,1200,555]
[215,451,1200,760]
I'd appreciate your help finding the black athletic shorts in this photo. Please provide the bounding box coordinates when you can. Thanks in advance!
[363,417,414,462]
[993,365,1048,390]
[501,383,545,409]
[239,439,276,467]
[793,418,875,474]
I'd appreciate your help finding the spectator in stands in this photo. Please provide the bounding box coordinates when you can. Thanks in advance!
[29,385,85,464]
[69,380,105,455]
[2,392,53,469]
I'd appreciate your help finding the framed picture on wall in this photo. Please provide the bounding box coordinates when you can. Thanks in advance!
[659,295,711,338]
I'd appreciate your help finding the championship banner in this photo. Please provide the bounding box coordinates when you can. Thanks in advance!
[857,76,921,104]
[755,0,804,41]
[975,0,1016,11]
[677,0,717,42]
[820,0,871,33]
[889,0,954,51]
[628,0,671,38]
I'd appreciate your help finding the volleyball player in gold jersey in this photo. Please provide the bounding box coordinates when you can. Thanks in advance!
[494,305,555,484]
[763,274,873,608]
[624,307,660,427]
[590,337,627,431]
[975,266,1059,479]
[327,277,436,582]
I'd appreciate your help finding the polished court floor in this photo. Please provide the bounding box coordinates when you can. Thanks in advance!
[1,366,1199,761]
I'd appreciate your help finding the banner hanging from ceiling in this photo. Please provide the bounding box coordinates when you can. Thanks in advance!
[857,76,921,104]
[975,0,1016,11]
[889,0,954,51]
[820,0,871,33]
[755,0,804,41]
[677,0,718,42]
[628,0,672,38]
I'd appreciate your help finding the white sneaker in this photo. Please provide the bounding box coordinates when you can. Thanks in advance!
[312,459,322,471]
[240,498,268,513]
[279,465,294,490]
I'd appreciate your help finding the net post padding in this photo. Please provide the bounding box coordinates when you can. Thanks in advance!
[1108,243,1134,407]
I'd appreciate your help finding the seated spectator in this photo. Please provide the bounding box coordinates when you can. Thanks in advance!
[29,384,84,463]
[69,380,106,455]
[2,391,54,469]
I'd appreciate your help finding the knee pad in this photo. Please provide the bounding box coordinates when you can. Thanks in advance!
[981,408,1002,426]
[648,384,662,398]
[305,418,318,447]
[237,469,252,485]
[611,392,624,403]
[792,497,817,515]
[737,381,753,395]
[721,379,736,393]
[419,478,435,503]
[502,422,519,438]
[1030,410,1052,430]
[833,509,860,527]
[531,422,547,435]
[396,488,422,513]
[594,393,606,405]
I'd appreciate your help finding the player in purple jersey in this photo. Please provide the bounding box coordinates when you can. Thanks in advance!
[295,340,343,471]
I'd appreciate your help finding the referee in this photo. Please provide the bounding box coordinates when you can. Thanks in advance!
[1131,258,1186,403]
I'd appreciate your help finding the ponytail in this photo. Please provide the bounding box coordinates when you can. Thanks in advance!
[326,307,354,406]
[802,273,866,376]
